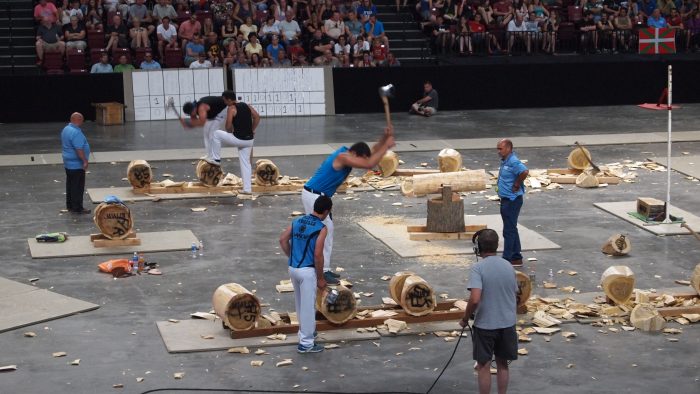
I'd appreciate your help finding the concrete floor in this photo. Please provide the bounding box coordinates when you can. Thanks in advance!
[0,107,699,394]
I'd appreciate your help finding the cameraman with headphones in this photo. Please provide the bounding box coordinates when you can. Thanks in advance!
[460,229,518,394]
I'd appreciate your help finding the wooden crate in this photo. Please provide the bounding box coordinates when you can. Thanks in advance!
[93,102,124,125]
[637,197,665,218]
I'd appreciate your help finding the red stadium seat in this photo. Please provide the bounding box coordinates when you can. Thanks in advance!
[111,47,132,64]
[133,47,150,65]
[177,11,192,25]
[69,69,88,74]
[255,10,268,24]
[90,47,108,64]
[66,48,87,70]
[42,51,64,72]
[567,6,582,22]
[164,47,184,68]
[195,10,211,25]
[87,29,105,49]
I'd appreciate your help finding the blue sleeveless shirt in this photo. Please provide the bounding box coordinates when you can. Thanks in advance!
[304,147,352,197]
[289,214,325,269]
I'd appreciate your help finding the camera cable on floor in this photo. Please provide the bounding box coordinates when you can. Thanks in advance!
[141,325,470,394]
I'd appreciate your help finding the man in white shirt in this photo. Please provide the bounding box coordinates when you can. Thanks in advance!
[323,11,345,40]
[278,10,301,44]
[189,52,212,68]
[507,15,530,54]
[157,16,178,60]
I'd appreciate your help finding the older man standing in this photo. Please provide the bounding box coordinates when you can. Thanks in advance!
[61,113,91,214]
[496,139,528,267]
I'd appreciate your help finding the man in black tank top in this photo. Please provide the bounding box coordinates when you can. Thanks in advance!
[180,96,229,165]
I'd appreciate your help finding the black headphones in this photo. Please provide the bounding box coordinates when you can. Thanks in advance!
[472,229,487,259]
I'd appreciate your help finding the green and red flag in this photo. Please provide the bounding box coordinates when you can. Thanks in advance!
[639,28,676,54]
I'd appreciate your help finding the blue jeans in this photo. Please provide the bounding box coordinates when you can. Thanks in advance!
[500,196,523,262]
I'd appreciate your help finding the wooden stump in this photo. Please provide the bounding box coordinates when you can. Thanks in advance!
[378,151,399,177]
[426,185,465,233]
[630,304,666,332]
[126,160,152,189]
[601,234,632,256]
[691,263,700,295]
[600,266,635,305]
[93,202,134,240]
[515,271,532,312]
[212,283,261,331]
[567,146,593,170]
[575,172,599,188]
[196,160,224,186]
[438,148,462,173]
[254,159,280,186]
[389,272,436,316]
[401,170,486,196]
[316,285,357,324]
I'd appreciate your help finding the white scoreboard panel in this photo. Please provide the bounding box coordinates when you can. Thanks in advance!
[233,68,326,117]
[131,68,226,121]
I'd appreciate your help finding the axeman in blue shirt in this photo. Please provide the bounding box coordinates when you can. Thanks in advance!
[496,139,529,266]
[61,112,91,214]
[301,126,395,284]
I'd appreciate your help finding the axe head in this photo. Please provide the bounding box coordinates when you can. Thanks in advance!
[378,84,395,99]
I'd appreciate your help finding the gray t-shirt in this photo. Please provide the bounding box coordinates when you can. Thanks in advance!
[467,255,517,330]
[425,89,439,109]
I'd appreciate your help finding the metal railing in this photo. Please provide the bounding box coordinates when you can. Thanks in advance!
[4,1,16,73]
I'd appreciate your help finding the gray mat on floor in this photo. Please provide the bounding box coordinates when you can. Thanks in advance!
[593,201,699,236]
[27,230,198,258]
[0,277,99,333]
[156,319,380,353]
[358,215,560,258]
[648,155,700,179]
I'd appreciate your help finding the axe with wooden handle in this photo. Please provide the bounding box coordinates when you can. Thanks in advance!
[574,141,601,174]
[681,223,700,242]
[378,84,395,128]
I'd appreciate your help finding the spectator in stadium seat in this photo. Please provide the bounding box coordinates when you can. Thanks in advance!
[365,14,389,48]
[668,8,683,27]
[657,0,676,15]
[542,10,559,53]
[90,52,114,73]
[64,16,87,51]
[105,15,129,51]
[103,0,129,17]
[157,16,179,60]
[184,32,205,65]
[266,35,284,64]
[358,50,375,67]
[113,54,135,72]
[647,8,668,26]
[35,17,65,66]
[410,81,439,117]
[333,34,350,57]
[323,11,346,40]
[179,14,202,48]
[345,11,364,39]
[279,10,302,44]
[153,0,179,25]
[240,16,259,39]
[477,0,495,25]
[431,15,454,54]
[230,53,250,68]
[249,52,263,67]
[288,39,307,60]
[686,10,700,51]
[245,33,264,58]
[130,17,151,49]
[203,17,215,36]
[260,16,281,46]
[493,0,514,26]
[190,52,213,68]
[597,13,616,53]
[139,51,162,69]
[34,0,59,24]
[85,0,103,30]
[524,11,540,49]
[613,8,633,52]
[351,35,370,63]
[577,11,599,53]
[309,29,332,63]
[315,49,341,66]
[129,0,155,35]
[639,0,657,17]
[61,1,84,26]
[357,0,378,22]
[211,0,235,28]
[507,14,530,54]
[274,48,292,66]
[222,18,239,47]
[234,0,255,25]
[206,32,223,66]
[382,51,401,66]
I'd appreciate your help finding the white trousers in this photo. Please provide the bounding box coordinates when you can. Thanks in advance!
[301,189,333,272]
[210,130,254,193]
[201,108,228,161]
[289,266,317,348]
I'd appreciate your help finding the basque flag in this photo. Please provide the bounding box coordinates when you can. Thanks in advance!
[639,27,676,54]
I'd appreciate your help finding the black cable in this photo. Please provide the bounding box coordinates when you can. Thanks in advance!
[141,325,470,394]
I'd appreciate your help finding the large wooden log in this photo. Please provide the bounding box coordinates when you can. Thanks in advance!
[438,148,462,173]
[196,160,224,186]
[316,285,356,324]
[515,271,532,309]
[426,185,465,233]
[93,202,134,240]
[378,151,399,177]
[212,283,261,331]
[691,263,700,294]
[255,159,280,186]
[401,170,487,196]
[126,160,152,189]
[630,304,666,332]
[389,272,436,316]
[600,266,635,305]
[601,234,632,256]
[567,146,593,170]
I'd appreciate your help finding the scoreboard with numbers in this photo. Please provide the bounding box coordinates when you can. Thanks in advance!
[233,68,327,117]
[130,68,226,121]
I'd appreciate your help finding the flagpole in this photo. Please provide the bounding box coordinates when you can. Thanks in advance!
[663,64,672,224]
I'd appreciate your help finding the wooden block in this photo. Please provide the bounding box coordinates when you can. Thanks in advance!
[657,305,700,317]
[392,169,441,176]
[93,102,124,125]
[406,225,486,233]
[427,186,465,233]
[546,168,583,175]
[637,197,665,217]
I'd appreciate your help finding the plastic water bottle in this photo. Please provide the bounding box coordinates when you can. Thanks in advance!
[548,268,554,282]
[198,240,204,256]
[191,242,198,259]
[132,252,139,273]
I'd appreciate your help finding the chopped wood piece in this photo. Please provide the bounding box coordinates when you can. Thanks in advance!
[533,327,561,335]
[190,312,217,320]
[324,344,340,349]
[630,304,666,332]
[276,282,294,293]
[601,234,632,256]
[266,334,287,340]
[453,300,468,311]
[575,172,599,188]
[601,266,635,305]
[562,332,577,339]
[276,359,293,367]
[0,365,17,372]
[518,335,532,342]
[52,352,66,358]
[190,207,207,212]
[70,359,80,366]
[663,328,682,334]
[533,311,562,328]
[682,313,700,323]
[254,159,280,186]
[136,377,144,383]
[384,319,408,334]
[113,384,124,388]
[371,310,398,318]
[173,372,185,379]
[227,347,250,354]
[200,335,215,340]
[24,332,36,337]
[438,149,463,173]
[517,348,528,356]
[380,276,391,281]
[168,319,179,323]
[543,282,557,289]
[691,264,700,294]
[566,364,575,369]
[317,285,357,324]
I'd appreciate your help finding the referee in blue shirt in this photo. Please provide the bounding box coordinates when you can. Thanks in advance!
[496,139,528,267]
[61,112,91,214]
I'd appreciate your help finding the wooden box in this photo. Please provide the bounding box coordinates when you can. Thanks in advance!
[637,197,665,219]
[93,102,124,125]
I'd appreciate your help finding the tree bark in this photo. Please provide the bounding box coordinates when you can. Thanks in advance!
[401,170,487,196]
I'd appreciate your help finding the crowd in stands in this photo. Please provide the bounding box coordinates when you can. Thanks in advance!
[32,0,402,73]
[416,0,700,55]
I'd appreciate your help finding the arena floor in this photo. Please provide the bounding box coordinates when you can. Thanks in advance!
[0,105,698,393]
